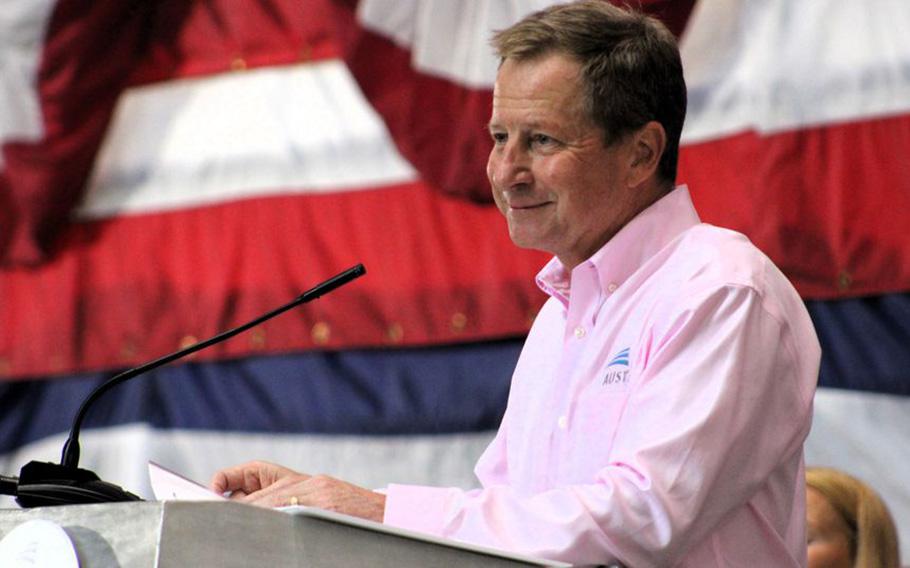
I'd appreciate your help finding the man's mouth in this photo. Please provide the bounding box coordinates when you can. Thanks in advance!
[509,202,550,210]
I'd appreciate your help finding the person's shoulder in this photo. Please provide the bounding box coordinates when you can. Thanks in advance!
[645,223,808,324]
[670,223,780,292]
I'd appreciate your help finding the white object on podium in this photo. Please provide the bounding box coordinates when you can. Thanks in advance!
[0,501,572,567]
[0,518,79,567]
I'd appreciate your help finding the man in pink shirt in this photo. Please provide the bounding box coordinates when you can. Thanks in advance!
[211,2,821,565]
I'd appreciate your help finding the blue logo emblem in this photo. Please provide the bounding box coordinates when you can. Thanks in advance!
[603,347,631,386]
[607,348,630,367]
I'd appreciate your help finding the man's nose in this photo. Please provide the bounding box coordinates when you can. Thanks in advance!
[489,141,532,188]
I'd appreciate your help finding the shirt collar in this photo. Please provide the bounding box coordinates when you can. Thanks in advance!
[536,185,701,306]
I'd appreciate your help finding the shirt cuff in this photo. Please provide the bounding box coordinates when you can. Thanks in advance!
[382,483,458,536]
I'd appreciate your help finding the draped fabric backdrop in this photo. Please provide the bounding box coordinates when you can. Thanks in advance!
[1,0,908,558]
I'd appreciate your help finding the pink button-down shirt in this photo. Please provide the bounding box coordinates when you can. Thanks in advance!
[384,187,820,567]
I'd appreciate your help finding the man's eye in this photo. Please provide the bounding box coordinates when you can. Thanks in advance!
[491,132,507,144]
[531,134,555,146]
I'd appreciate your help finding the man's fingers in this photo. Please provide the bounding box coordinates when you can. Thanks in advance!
[240,472,313,507]
[209,460,292,494]
[210,466,385,521]
[222,473,386,521]
[210,465,250,494]
[226,490,250,501]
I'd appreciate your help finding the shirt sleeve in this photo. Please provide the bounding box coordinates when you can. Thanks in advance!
[383,284,818,566]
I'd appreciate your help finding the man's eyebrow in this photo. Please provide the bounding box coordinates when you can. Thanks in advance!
[487,120,550,131]
[487,121,509,133]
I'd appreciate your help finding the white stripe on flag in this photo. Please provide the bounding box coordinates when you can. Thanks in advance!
[75,61,418,219]
[0,0,57,156]
[0,425,492,508]
[681,0,910,143]
[356,0,554,88]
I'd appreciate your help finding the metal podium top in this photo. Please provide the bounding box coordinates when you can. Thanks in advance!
[0,501,575,567]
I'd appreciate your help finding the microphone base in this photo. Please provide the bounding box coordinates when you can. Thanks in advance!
[14,461,143,508]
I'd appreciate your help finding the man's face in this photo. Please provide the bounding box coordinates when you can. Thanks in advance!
[487,53,642,269]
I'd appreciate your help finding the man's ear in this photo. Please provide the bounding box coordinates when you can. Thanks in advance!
[626,121,666,188]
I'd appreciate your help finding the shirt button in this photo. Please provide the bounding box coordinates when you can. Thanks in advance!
[574,326,586,339]
[557,416,568,429]
[607,282,618,293]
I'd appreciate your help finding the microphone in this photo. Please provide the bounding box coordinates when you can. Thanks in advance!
[1,264,366,508]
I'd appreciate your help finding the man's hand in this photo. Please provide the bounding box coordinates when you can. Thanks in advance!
[210,460,301,499]
[210,460,386,522]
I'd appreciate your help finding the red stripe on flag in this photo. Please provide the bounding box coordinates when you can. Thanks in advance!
[126,0,341,85]
[0,183,548,380]
[679,113,910,299]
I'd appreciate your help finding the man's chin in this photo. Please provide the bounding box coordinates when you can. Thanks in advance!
[507,230,550,254]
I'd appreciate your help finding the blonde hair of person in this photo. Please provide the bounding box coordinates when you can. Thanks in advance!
[806,467,900,567]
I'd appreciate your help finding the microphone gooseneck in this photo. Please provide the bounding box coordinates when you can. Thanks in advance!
[2,264,366,508]
[60,263,366,470]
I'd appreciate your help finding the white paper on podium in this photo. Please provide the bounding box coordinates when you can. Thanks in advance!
[148,461,226,501]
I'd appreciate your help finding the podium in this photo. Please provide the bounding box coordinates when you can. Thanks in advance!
[0,501,571,567]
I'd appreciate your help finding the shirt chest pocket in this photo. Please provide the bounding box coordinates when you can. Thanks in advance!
[568,383,633,463]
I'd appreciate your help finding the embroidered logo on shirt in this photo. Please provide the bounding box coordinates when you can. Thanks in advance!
[602,347,631,386]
